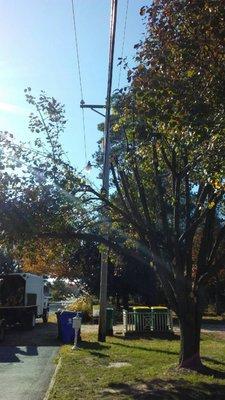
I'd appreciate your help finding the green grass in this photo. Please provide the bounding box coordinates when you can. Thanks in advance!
[49,332,225,400]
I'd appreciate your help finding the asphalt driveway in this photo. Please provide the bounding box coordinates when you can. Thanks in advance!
[0,320,59,400]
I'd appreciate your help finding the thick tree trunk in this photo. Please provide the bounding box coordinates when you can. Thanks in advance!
[179,311,203,370]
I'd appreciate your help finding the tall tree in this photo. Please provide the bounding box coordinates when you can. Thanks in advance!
[85,0,225,369]
[0,1,224,371]
[94,1,224,369]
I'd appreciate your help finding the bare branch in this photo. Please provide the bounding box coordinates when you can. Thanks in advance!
[198,252,225,286]
[132,163,152,227]
[110,162,129,212]
[152,143,173,256]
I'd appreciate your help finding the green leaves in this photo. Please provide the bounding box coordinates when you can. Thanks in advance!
[186,69,196,78]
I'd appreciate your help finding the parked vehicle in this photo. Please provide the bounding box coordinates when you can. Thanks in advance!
[0,273,49,339]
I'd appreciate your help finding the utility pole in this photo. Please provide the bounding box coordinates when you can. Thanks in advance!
[80,0,118,342]
[98,0,118,342]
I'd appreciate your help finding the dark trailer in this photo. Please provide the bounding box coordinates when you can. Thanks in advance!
[0,273,49,341]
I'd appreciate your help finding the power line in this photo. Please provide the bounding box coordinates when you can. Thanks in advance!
[117,0,129,88]
[71,0,84,99]
[71,0,88,163]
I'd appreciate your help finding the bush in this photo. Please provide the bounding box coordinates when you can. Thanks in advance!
[65,295,92,322]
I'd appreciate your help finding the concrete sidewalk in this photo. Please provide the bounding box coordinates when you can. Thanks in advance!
[0,345,58,400]
[0,319,59,400]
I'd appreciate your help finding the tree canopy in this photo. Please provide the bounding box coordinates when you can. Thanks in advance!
[0,0,224,370]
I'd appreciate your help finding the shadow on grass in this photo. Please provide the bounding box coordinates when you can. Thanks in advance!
[197,365,225,379]
[201,323,225,332]
[202,318,225,326]
[107,378,225,399]
[114,332,179,341]
[89,351,109,359]
[110,340,179,356]
[202,356,225,367]
[110,339,225,375]
[79,341,110,351]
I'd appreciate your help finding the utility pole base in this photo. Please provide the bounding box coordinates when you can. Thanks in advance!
[98,332,106,342]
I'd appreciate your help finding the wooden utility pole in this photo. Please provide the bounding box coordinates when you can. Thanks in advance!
[80,0,118,342]
[98,0,118,342]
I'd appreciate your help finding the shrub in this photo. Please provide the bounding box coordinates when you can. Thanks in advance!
[65,295,92,322]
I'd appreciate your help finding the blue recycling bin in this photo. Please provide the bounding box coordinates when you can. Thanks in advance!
[56,310,82,343]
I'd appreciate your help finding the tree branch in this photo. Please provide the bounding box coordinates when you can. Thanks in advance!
[110,162,129,212]
[208,225,225,265]
[152,143,173,256]
[117,168,147,228]
[198,252,225,286]
[132,162,152,227]
[85,184,148,245]
[37,229,152,269]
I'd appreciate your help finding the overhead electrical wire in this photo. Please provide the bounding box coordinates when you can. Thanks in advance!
[71,0,88,163]
[117,0,129,88]
[3,141,99,190]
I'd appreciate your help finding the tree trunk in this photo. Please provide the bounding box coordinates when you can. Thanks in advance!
[179,311,203,370]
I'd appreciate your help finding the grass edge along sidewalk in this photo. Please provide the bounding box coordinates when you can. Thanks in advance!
[47,332,225,400]
[43,358,62,400]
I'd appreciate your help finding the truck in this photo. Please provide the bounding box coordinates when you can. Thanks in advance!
[0,273,50,340]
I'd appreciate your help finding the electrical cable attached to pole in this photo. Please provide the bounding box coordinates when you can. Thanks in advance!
[98,0,118,342]
[71,0,88,164]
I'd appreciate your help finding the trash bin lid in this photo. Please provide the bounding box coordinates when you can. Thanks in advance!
[60,310,82,320]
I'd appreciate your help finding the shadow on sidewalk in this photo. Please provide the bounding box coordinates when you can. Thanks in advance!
[0,345,38,363]
[1,320,59,347]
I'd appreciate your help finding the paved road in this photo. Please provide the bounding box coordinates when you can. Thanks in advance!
[0,320,59,400]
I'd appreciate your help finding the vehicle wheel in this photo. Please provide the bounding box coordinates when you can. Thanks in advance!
[0,325,5,342]
[43,309,49,323]
[24,313,36,330]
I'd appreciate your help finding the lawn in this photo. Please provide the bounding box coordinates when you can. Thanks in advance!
[48,332,225,400]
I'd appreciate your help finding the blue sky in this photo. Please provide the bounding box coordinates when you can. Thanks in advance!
[0,0,147,179]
